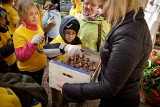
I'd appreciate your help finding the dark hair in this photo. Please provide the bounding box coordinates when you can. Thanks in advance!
[1,0,9,4]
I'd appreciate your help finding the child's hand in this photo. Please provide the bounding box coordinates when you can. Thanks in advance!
[65,44,82,57]
[31,34,44,45]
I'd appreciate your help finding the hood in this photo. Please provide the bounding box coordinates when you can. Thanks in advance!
[75,0,81,6]
[59,15,81,45]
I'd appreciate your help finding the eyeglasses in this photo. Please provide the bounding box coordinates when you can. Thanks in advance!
[98,4,103,9]
[84,2,97,7]
[65,32,76,36]
[0,10,7,17]
[26,12,39,16]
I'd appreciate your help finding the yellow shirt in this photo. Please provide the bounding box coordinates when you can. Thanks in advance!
[13,25,46,72]
[2,4,19,35]
[0,32,16,66]
[69,0,82,16]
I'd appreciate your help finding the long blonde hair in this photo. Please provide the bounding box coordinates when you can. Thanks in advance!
[102,0,143,26]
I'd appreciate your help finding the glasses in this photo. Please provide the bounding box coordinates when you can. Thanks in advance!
[84,2,97,7]
[26,12,39,16]
[98,4,103,9]
[65,32,76,36]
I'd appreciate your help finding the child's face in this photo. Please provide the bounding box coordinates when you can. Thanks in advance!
[0,16,7,28]
[64,29,76,43]
[24,6,39,25]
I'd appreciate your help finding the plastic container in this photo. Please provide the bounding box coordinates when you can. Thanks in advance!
[31,99,42,107]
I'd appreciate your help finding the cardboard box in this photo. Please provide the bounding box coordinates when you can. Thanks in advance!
[49,49,101,91]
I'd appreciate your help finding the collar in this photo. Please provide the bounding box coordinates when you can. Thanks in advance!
[22,22,38,31]
[82,11,99,21]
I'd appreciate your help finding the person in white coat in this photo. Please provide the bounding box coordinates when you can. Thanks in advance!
[42,2,61,42]
[145,0,160,46]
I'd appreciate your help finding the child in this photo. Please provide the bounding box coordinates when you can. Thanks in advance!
[0,7,19,73]
[1,0,19,36]
[46,15,82,107]
[49,15,82,60]
[13,0,46,85]
[43,15,82,60]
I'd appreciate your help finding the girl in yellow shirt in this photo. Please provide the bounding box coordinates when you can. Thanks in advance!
[13,0,46,85]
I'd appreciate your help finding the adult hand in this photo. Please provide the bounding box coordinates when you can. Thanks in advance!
[64,44,82,57]
[31,34,44,45]
[44,1,58,10]
[44,19,56,33]
[57,82,64,88]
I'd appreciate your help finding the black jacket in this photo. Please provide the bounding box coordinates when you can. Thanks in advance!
[62,8,152,105]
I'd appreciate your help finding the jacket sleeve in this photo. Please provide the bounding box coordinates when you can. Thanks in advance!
[42,11,49,27]
[62,30,143,102]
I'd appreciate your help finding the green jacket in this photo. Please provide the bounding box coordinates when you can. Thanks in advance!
[75,13,109,51]
[0,73,48,107]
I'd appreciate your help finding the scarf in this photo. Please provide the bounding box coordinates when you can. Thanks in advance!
[82,11,99,21]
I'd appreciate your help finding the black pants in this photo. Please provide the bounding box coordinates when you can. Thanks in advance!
[1,62,19,74]
[20,68,44,85]
[9,62,19,73]
[51,88,69,107]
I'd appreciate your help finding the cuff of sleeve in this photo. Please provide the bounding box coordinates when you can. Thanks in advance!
[59,43,66,54]
[28,41,37,49]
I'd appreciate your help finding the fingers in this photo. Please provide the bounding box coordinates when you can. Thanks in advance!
[75,47,83,57]
[67,45,82,57]
[36,37,44,44]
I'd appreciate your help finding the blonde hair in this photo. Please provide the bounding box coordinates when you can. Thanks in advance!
[17,0,39,26]
[102,0,143,26]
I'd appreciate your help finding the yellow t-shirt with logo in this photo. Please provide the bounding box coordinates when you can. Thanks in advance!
[13,25,46,72]
[0,32,16,66]
[2,4,19,35]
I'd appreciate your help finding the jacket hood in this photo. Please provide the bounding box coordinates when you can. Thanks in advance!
[59,15,82,44]
[75,0,81,6]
